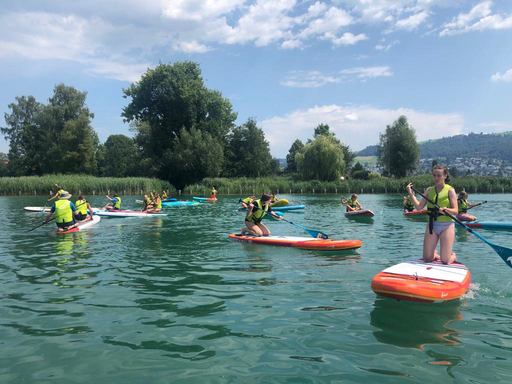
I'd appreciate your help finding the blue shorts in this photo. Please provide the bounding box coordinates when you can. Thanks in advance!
[431,221,454,236]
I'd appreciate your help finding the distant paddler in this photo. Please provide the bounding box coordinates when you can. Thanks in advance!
[241,193,283,237]
[456,191,482,222]
[162,190,169,200]
[238,196,256,210]
[47,184,65,202]
[75,195,94,222]
[146,191,162,213]
[403,194,416,212]
[141,194,152,211]
[103,194,121,210]
[43,191,79,232]
[341,194,363,212]
[211,187,218,199]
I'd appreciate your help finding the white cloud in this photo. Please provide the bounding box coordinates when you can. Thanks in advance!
[340,66,393,78]
[259,104,465,156]
[440,1,512,36]
[280,71,341,88]
[491,68,512,82]
[375,39,400,51]
[478,121,512,132]
[394,11,430,30]
[330,32,368,46]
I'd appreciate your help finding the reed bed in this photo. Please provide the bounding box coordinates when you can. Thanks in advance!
[0,175,174,196]
[184,175,512,196]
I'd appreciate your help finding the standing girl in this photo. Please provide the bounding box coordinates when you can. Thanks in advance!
[406,165,458,264]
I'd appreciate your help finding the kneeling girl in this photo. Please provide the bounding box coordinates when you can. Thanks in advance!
[242,193,282,236]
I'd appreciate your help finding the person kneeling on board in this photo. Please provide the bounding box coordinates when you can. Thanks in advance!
[43,191,79,232]
[241,193,282,237]
[403,194,415,212]
[103,194,121,210]
[456,191,481,222]
[75,195,93,221]
[341,194,363,212]
[238,196,256,210]
[406,165,458,265]
[146,191,162,213]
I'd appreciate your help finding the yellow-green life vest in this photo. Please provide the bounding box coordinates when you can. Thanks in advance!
[155,198,162,209]
[271,196,278,203]
[246,199,269,224]
[211,188,217,195]
[242,197,252,204]
[57,189,64,196]
[347,198,358,209]
[113,196,121,209]
[55,200,73,223]
[75,199,88,215]
[405,196,415,210]
[458,198,468,213]
[162,192,168,199]
[427,184,454,223]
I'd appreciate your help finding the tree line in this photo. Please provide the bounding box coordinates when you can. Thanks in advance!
[2,61,421,187]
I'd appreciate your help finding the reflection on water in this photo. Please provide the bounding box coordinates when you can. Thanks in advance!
[370,298,462,350]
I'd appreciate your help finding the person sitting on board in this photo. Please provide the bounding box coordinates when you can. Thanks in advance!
[47,184,65,202]
[403,194,416,212]
[146,191,162,213]
[238,196,256,210]
[211,187,218,199]
[75,195,93,221]
[43,191,79,232]
[241,193,282,237]
[141,194,152,211]
[103,194,121,210]
[456,191,481,222]
[270,191,279,204]
[341,194,363,212]
[161,190,168,200]
[406,165,458,265]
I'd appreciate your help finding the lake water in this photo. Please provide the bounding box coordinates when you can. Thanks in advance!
[1,194,511,383]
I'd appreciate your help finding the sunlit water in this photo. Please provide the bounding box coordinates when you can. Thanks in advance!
[1,194,511,383]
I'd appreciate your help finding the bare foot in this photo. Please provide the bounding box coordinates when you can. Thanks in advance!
[433,250,440,261]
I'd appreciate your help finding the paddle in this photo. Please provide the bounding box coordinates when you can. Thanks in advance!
[253,206,328,239]
[467,201,487,210]
[410,185,512,268]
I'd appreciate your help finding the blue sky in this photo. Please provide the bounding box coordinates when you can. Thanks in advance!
[1,0,511,157]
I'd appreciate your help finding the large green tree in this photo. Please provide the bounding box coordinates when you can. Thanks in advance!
[164,127,224,190]
[224,118,273,177]
[377,115,420,178]
[98,134,140,177]
[308,123,355,174]
[122,61,237,182]
[295,134,345,181]
[1,85,98,175]
[286,139,304,173]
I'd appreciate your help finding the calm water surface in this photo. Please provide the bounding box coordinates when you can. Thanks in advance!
[1,194,511,383]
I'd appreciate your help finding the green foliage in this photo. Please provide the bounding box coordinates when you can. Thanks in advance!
[286,139,304,173]
[296,135,345,181]
[164,127,224,190]
[0,153,8,177]
[0,174,173,195]
[352,170,370,180]
[352,162,364,172]
[224,118,273,177]
[99,134,140,177]
[123,61,237,181]
[1,85,97,176]
[377,115,420,178]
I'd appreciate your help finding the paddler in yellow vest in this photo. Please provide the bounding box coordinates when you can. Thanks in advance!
[146,191,162,213]
[162,190,168,200]
[241,193,283,236]
[270,192,279,204]
[75,195,93,221]
[141,194,151,211]
[341,194,363,212]
[43,191,79,232]
[238,196,256,210]
[403,195,415,212]
[211,187,218,199]
[406,165,458,265]
[103,194,121,210]
[47,184,64,202]
[456,191,480,222]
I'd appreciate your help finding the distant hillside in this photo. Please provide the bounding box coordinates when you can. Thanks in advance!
[357,132,512,161]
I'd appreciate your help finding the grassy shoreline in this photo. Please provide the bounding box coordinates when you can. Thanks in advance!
[2,174,512,196]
